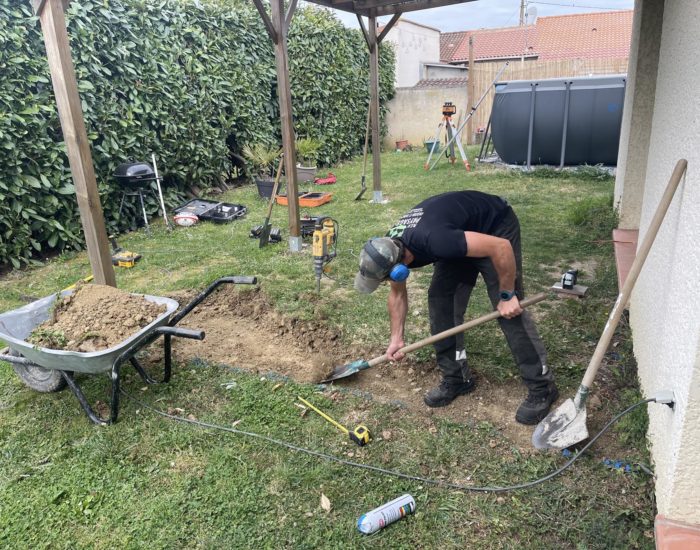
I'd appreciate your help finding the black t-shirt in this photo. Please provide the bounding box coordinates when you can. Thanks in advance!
[386,191,510,268]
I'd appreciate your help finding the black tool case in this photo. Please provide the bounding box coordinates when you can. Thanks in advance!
[173,199,247,223]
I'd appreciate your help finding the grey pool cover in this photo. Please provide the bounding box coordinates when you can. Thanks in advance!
[490,74,626,166]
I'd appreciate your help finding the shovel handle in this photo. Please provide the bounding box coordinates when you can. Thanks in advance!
[366,292,548,368]
[265,155,285,219]
[579,159,687,393]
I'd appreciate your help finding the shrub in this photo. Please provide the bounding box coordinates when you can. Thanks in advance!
[0,0,395,268]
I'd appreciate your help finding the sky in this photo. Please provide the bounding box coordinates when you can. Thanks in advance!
[322,0,634,32]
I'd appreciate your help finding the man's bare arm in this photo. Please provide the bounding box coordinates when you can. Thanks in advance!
[464,231,522,318]
[386,280,408,360]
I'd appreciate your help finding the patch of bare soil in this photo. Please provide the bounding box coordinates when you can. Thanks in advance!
[29,284,166,352]
[171,286,542,451]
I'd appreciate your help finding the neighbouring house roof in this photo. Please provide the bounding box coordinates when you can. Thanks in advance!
[441,10,633,64]
[536,10,633,60]
[445,26,538,63]
[413,77,468,89]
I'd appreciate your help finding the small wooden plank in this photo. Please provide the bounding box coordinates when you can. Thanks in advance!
[252,0,278,43]
[376,13,400,44]
[356,14,369,47]
[551,282,588,298]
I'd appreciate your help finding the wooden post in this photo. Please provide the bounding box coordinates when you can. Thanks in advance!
[368,16,382,203]
[466,35,475,145]
[255,0,300,251]
[34,0,115,286]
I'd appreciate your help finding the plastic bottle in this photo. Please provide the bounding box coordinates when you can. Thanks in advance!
[357,494,416,535]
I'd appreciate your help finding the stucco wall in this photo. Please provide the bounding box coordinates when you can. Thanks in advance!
[628,0,700,524]
[423,64,468,80]
[614,0,663,229]
[384,86,468,149]
[385,20,440,88]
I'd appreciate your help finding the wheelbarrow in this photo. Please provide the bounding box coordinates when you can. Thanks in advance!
[0,276,257,425]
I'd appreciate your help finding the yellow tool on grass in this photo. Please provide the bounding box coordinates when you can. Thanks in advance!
[312,217,337,292]
[298,396,370,447]
[110,236,142,268]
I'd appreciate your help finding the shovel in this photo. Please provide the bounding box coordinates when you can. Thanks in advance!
[354,106,371,201]
[322,292,548,383]
[532,159,688,450]
[258,156,284,248]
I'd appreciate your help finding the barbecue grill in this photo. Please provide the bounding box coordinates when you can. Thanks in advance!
[116,161,160,231]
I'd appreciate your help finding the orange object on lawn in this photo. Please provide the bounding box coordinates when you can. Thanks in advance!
[314,172,336,185]
[276,192,333,208]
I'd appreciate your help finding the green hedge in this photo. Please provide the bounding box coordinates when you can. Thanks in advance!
[0,0,394,268]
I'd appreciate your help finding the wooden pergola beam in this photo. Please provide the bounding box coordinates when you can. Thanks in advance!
[368,16,381,201]
[252,0,301,250]
[311,0,472,17]
[34,0,115,286]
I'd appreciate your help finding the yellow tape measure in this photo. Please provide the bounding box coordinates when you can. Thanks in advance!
[298,396,371,447]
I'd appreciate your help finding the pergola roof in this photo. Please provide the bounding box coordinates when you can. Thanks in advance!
[307,0,475,18]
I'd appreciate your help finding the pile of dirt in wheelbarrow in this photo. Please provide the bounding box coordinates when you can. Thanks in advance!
[28,284,166,352]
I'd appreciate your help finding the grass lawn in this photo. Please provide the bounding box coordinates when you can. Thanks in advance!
[0,148,655,548]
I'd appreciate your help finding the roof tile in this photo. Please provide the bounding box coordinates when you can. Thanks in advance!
[441,10,632,63]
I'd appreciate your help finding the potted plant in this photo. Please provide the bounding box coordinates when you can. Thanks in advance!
[295,137,322,183]
[242,143,282,198]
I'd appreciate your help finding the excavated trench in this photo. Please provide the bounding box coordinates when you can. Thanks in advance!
[169,285,541,450]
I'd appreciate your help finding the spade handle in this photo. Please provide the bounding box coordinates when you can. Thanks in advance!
[367,292,548,368]
[580,159,687,392]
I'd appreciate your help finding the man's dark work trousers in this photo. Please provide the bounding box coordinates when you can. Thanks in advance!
[427,208,553,391]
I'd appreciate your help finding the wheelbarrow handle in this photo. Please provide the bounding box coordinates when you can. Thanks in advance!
[219,276,258,285]
[155,326,205,340]
[169,275,258,326]
[0,352,36,366]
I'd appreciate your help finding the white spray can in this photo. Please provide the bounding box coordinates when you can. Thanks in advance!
[357,494,416,535]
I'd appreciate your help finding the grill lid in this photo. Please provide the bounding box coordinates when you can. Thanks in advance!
[114,162,156,184]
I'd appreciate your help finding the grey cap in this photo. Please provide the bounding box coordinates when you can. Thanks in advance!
[354,237,401,294]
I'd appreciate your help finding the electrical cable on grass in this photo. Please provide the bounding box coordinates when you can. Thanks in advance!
[122,389,655,493]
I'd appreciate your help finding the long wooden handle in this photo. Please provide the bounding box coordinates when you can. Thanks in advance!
[367,292,548,368]
[265,156,285,219]
[361,107,371,176]
[579,159,688,391]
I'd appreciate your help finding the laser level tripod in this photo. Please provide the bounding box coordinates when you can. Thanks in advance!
[424,102,470,172]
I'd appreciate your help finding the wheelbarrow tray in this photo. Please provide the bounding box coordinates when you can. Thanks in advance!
[0,290,178,375]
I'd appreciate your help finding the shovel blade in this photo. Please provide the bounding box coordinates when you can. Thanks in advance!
[258,222,272,248]
[320,359,370,383]
[532,398,588,450]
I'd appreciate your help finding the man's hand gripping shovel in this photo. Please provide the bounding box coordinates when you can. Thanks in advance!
[322,292,550,383]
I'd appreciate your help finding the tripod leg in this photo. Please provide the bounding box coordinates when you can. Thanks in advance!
[424,121,444,170]
[452,124,471,172]
[446,121,456,164]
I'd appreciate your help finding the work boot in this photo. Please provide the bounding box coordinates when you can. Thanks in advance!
[424,378,476,408]
[515,383,559,425]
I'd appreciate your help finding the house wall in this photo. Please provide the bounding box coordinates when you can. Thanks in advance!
[623,0,700,525]
[614,0,663,228]
[423,64,467,80]
[384,86,468,149]
[385,20,440,88]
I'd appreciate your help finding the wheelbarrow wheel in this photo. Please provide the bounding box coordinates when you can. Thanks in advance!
[9,349,66,393]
